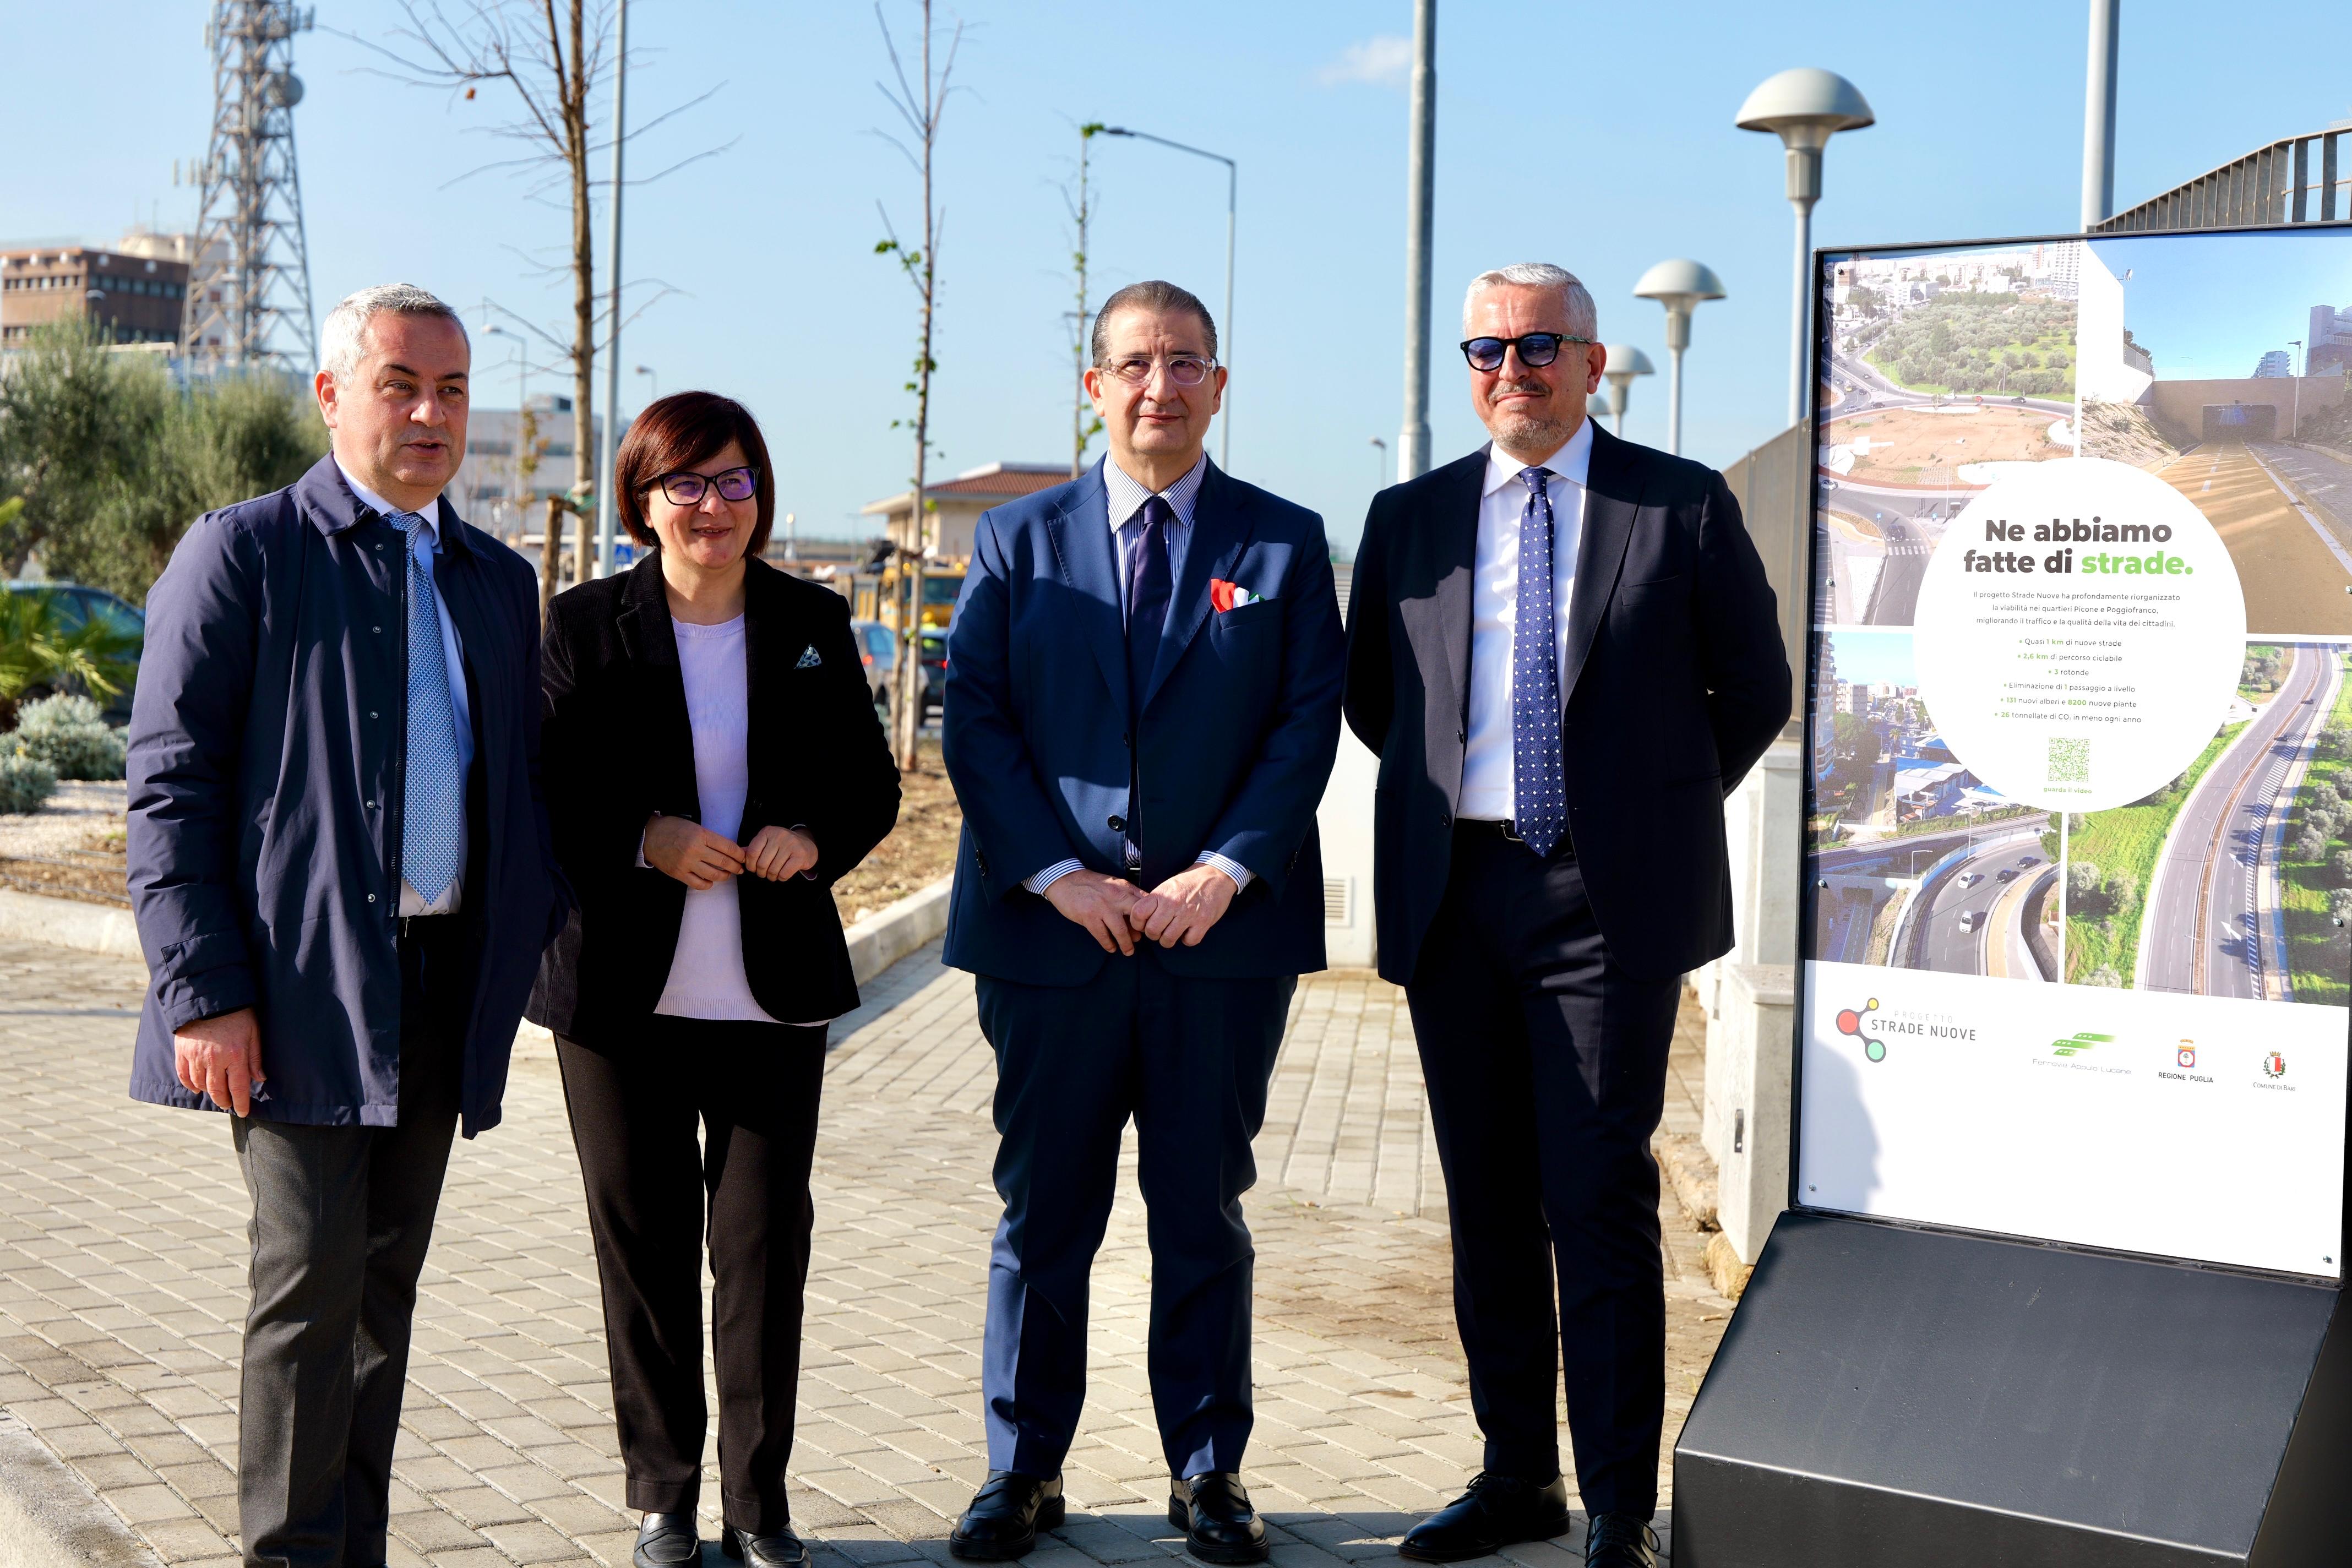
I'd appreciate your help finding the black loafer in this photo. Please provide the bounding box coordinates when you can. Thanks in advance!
[723,1523,810,1567]
[634,1511,702,1568]
[1581,1512,1659,1567]
[950,1471,1065,1561]
[1398,1473,1570,1563]
[1168,1472,1268,1565]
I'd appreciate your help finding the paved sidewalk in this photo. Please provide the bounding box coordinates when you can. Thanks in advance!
[0,938,1730,1568]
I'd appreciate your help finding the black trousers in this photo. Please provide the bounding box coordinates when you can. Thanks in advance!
[554,1017,824,1530]
[1407,826,1681,1518]
[233,917,471,1568]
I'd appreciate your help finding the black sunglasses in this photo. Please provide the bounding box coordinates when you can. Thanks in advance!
[1460,333,1593,372]
[654,465,759,505]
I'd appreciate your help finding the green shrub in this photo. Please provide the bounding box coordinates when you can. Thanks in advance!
[7,693,126,780]
[0,751,57,815]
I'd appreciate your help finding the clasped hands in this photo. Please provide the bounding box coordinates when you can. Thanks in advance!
[1043,863,1237,955]
[644,814,816,889]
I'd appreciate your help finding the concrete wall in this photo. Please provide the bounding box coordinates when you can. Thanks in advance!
[2142,374,2346,441]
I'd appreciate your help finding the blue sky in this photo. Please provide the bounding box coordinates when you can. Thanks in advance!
[8,1,2352,551]
[1826,630,1914,689]
[2090,231,2352,379]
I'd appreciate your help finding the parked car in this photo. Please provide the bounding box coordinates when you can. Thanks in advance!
[4,581,145,721]
[919,630,948,716]
[850,619,897,715]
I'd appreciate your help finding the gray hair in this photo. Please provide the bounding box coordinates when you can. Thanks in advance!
[319,283,467,383]
[1462,263,1598,340]
[1091,279,1218,364]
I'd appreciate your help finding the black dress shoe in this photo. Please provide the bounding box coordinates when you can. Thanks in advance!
[1398,1473,1571,1563]
[1167,1472,1269,1565]
[950,1471,1065,1561]
[1582,1512,1660,1567]
[723,1523,810,1567]
[634,1511,702,1568]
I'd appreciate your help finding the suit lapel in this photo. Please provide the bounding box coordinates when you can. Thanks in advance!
[1043,462,1129,718]
[1561,424,1645,705]
[1412,449,1487,731]
[1142,462,1250,714]
[616,555,701,818]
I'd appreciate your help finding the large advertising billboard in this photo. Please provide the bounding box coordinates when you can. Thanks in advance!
[1798,227,2352,1278]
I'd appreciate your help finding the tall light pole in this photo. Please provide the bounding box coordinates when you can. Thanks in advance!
[1369,436,1389,491]
[592,0,629,578]
[1102,126,1237,470]
[1738,68,1875,427]
[635,364,656,404]
[1600,343,1655,440]
[1398,0,1436,481]
[2081,0,2120,230]
[1632,261,1726,457]
[2291,338,2304,437]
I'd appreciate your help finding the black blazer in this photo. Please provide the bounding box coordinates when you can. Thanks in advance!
[1343,425,1791,986]
[527,555,900,1041]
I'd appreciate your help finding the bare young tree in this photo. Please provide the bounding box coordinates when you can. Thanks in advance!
[355,1,722,591]
[873,0,963,770]
[1065,122,1104,478]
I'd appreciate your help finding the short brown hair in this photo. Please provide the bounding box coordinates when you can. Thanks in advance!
[1090,280,1218,365]
[614,390,777,554]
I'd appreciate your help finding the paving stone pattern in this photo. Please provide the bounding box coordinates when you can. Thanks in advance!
[0,938,1730,1568]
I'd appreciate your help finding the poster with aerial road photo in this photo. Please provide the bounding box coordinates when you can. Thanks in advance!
[1798,230,2351,1281]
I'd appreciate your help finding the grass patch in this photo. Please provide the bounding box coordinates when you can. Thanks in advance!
[2064,723,2245,984]
[2283,652,2352,1005]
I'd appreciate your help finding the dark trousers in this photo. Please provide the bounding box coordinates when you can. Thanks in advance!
[233,918,471,1568]
[974,952,1293,1480]
[554,1018,824,1530]
[1407,826,1681,1517]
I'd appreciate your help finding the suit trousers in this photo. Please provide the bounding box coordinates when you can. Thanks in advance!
[974,951,1293,1480]
[554,1018,824,1530]
[1406,826,1681,1517]
[232,916,472,1568]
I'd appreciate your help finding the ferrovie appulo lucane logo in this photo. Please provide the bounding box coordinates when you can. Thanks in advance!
[1836,998,1886,1063]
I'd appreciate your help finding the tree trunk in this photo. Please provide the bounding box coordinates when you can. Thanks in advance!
[892,0,937,774]
[540,494,562,624]
[567,0,596,588]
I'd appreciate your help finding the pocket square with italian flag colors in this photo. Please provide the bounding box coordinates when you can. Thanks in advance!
[1210,579,1264,612]
[795,644,823,669]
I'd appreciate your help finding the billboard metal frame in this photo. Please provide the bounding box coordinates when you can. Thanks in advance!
[1783,220,2352,1288]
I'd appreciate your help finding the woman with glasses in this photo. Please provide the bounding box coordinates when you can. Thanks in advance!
[529,391,899,1568]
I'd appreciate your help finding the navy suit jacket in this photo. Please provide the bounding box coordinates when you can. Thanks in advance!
[941,459,1344,987]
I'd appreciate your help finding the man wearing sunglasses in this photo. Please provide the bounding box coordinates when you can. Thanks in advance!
[1343,265,1789,1568]
[941,280,1343,1563]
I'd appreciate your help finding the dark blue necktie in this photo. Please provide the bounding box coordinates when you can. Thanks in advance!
[1126,494,1173,716]
[1512,467,1567,857]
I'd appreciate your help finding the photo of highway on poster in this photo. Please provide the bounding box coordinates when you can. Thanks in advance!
[2082,641,2352,1004]
[1807,629,2054,979]
[2078,231,2352,635]
[1815,244,2081,625]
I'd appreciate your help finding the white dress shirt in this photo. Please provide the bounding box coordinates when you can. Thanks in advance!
[1460,417,1593,824]
[651,614,778,1022]
[1022,452,1253,895]
[336,459,475,916]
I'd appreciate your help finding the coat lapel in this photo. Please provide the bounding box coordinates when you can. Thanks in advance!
[1043,462,1130,717]
[1561,424,1646,705]
[1411,449,1487,731]
[1142,461,1251,714]
[615,555,701,818]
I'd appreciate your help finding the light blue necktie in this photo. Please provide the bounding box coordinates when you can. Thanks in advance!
[386,511,464,905]
[1512,467,1567,858]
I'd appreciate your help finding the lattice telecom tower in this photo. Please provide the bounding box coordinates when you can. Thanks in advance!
[183,2,320,369]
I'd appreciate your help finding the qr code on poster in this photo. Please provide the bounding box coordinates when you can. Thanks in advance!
[2049,736,2090,784]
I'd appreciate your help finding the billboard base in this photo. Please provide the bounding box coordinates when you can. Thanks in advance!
[1671,1212,2351,1566]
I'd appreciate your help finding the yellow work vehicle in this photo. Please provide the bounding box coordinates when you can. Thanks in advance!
[850,557,967,631]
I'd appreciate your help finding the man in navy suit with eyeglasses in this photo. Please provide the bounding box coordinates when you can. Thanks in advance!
[940,279,1343,1564]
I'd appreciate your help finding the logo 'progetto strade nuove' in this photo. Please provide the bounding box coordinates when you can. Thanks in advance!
[1837,998,1886,1063]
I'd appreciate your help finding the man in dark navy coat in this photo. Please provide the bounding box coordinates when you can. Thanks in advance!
[941,280,1343,1564]
[1345,265,1789,1568]
[126,284,564,1568]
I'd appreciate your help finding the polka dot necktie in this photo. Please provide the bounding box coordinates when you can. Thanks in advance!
[386,511,465,906]
[1512,467,1566,858]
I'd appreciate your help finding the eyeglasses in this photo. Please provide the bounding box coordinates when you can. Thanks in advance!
[1100,354,1217,387]
[654,466,758,505]
[1459,333,1593,372]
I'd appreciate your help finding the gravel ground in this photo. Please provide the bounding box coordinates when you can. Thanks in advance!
[0,781,130,906]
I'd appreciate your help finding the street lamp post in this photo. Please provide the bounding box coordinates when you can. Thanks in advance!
[1369,436,1388,492]
[1102,126,1237,470]
[2291,339,2304,438]
[1632,260,1726,456]
[635,364,656,405]
[1398,0,1436,481]
[1737,68,1875,427]
[1599,343,1654,440]
[2081,0,2121,230]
